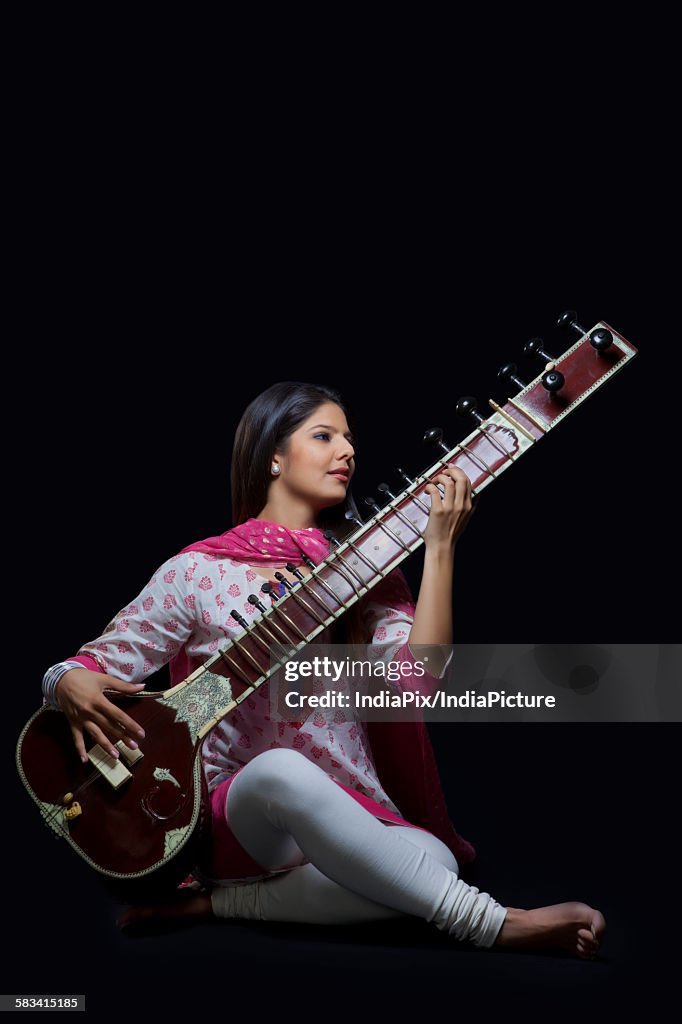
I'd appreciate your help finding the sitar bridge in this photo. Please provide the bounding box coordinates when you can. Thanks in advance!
[87,740,144,789]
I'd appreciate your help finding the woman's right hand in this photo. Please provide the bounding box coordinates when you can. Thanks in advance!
[56,669,147,763]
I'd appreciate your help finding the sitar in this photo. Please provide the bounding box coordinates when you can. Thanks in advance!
[16,311,637,903]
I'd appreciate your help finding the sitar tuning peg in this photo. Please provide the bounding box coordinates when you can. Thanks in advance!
[498,362,527,393]
[523,337,556,364]
[588,328,614,352]
[377,482,398,501]
[323,529,341,547]
[344,509,365,529]
[523,338,565,394]
[423,427,450,455]
[541,368,565,394]
[557,310,614,352]
[273,571,295,591]
[364,496,381,514]
[455,396,485,425]
[396,467,416,486]
[557,310,586,336]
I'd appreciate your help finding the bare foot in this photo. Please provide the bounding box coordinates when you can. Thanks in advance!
[494,902,606,959]
[116,889,213,935]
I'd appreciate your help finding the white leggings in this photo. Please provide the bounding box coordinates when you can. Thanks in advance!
[210,748,507,948]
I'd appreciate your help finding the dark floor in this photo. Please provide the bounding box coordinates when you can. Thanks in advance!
[10,724,677,1017]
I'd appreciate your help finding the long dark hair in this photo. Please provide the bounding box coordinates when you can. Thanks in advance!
[231,382,367,643]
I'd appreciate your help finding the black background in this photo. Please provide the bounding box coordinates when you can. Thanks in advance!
[5,84,678,1017]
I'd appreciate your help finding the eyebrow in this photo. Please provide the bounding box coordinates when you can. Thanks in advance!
[308,423,355,443]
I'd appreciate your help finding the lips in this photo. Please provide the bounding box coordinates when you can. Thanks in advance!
[328,470,350,480]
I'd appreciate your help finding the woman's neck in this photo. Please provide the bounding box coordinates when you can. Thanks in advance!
[255,497,319,532]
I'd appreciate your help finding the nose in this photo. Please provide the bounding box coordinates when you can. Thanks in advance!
[331,444,352,468]
[338,439,355,463]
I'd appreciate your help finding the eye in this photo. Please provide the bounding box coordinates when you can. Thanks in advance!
[314,432,331,441]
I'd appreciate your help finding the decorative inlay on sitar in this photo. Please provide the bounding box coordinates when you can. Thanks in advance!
[16,312,636,893]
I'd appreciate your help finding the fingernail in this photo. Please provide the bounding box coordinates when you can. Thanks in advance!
[128,740,138,749]
[138,729,146,738]
[81,755,88,764]
[110,749,119,758]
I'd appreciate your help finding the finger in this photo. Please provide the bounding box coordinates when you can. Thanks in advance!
[434,473,457,509]
[107,718,142,750]
[424,482,445,504]
[83,720,121,760]
[96,698,146,740]
[449,476,470,512]
[449,468,472,494]
[440,468,467,493]
[431,474,456,504]
[97,717,144,751]
[110,712,146,741]
[446,466,472,488]
[87,705,143,752]
[69,722,89,764]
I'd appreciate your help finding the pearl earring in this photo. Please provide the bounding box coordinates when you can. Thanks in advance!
[272,464,280,475]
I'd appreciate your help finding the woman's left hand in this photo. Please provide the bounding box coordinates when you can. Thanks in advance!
[423,466,476,552]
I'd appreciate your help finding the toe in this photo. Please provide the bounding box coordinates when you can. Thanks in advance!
[590,910,606,941]
[578,926,598,946]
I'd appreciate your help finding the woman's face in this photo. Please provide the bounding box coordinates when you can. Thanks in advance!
[273,401,356,511]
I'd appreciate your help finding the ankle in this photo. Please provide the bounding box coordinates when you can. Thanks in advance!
[211,881,262,920]
[494,907,529,946]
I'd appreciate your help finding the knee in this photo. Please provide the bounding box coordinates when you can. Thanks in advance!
[231,748,323,807]
[423,836,459,874]
[396,827,460,874]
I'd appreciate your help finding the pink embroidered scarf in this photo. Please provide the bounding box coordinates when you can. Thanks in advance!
[178,517,331,568]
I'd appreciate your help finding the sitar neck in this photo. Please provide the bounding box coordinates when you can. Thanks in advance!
[183,319,637,708]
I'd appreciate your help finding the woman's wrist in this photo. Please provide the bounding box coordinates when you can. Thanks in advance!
[42,662,87,709]
[410,556,455,647]
[423,541,456,572]
[419,540,456,581]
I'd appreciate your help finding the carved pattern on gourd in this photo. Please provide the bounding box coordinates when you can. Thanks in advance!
[163,671,234,743]
[164,825,191,858]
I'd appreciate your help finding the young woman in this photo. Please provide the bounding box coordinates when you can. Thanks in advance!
[43,381,605,957]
